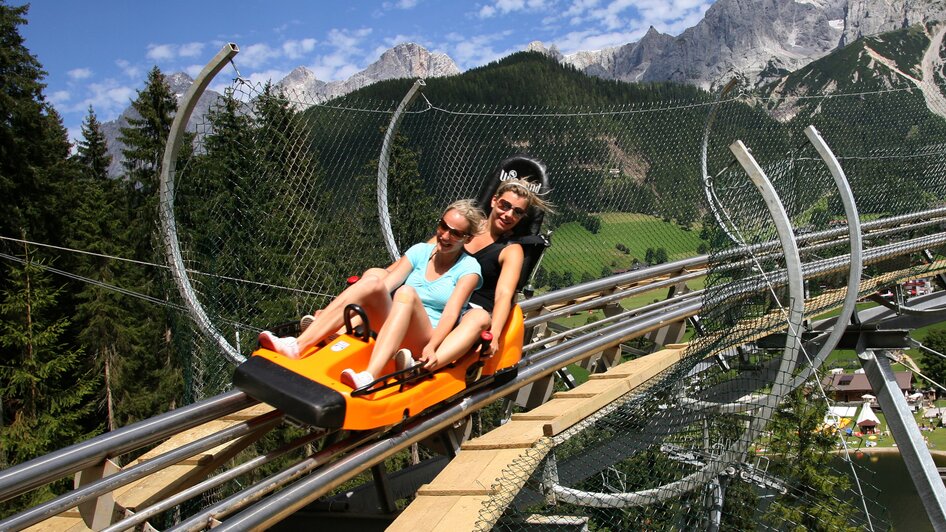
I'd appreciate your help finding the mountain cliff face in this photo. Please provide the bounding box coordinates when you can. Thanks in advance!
[533,0,946,90]
[101,72,222,178]
[276,42,459,104]
[762,22,946,122]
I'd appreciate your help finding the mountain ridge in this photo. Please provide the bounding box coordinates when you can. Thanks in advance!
[99,0,946,175]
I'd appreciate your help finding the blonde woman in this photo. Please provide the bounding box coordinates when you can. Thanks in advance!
[401,178,553,371]
[259,200,485,389]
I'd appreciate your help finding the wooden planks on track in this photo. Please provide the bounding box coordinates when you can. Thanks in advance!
[388,344,687,531]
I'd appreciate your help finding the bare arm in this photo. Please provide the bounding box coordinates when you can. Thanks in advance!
[488,243,524,352]
[382,256,413,292]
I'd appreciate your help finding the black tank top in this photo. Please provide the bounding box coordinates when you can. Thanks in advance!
[467,237,512,312]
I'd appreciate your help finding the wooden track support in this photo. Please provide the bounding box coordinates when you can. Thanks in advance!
[388,344,688,531]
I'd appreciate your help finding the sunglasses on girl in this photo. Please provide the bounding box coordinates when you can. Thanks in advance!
[496,198,527,218]
[438,218,470,239]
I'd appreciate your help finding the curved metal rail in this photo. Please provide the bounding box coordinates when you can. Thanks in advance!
[158,43,243,364]
[3,216,944,530]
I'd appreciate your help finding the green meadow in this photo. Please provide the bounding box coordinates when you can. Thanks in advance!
[542,212,704,279]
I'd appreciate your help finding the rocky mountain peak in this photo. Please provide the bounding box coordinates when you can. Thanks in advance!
[276,66,327,105]
[562,0,946,90]
[166,72,195,96]
[526,41,564,61]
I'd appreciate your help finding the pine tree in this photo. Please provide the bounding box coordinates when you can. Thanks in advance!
[252,84,331,318]
[0,244,98,515]
[352,129,438,270]
[920,329,946,389]
[0,2,76,246]
[67,105,131,429]
[762,389,860,531]
[112,66,183,424]
[76,105,111,180]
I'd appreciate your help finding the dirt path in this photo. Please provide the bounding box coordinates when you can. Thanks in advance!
[919,23,946,118]
[862,22,946,120]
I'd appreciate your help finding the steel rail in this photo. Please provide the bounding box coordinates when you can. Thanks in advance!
[0,411,283,531]
[523,269,706,327]
[524,290,705,351]
[205,298,706,530]
[99,429,329,532]
[169,427,392,531]
[0,390,255,503]
[377,79,426,262]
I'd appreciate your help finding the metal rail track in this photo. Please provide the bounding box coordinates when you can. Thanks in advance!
[1,217,943,530]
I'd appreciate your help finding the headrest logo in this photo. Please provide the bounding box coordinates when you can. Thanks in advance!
[499,168,541,192]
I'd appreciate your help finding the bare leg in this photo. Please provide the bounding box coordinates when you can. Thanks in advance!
[365,286,432,377]
[296,268,392,351]
[426,309,490,371]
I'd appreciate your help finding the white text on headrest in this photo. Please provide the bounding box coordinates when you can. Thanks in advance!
[499,169,541,192]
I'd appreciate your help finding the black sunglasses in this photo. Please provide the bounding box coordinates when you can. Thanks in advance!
[496,198,527,218]
[438,218,470,239]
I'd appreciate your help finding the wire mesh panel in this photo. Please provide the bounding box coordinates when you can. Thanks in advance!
[455,84,946,530]
[162,62,946,527]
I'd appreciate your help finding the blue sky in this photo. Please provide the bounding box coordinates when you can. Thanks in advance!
[20,0,714,142]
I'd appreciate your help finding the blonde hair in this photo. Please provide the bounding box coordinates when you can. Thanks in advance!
[443,199,486,236]
[495,178,554,214]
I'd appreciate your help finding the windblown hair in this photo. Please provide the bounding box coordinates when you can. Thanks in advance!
[443,199,487,236]
[495,178,555,214]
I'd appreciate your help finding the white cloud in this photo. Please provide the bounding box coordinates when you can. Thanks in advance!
[178,42,205,57]
[310,51,361,81]
[67,68,92,80]
[49,90,71,106]
[381,0,419,9]
[72,79,136,120]
[66,125,82,149]
[478,0,550,18]
[555,27,644,53]
[116,59,142,80]
[245,68,292,86]
[184,64,204,78]
[326,27,373,49]
[305,28,375,81]
[576,0,712,32]
[238,43,282,68]
[145,42,207,62]
[146,43,176,61]
[440,32,517,69]
[283,38,317,59]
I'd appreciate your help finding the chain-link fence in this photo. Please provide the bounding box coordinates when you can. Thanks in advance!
[163,64,946,528]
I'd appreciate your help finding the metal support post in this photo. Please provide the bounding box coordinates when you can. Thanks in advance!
[76,459,121,529]
[858,347,946,530]
[370,463,397,514]
[516,374,557,410]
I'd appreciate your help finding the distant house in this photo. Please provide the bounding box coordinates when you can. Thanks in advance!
[821,371,914,403]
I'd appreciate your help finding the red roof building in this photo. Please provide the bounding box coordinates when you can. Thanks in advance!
[821,371,913,403]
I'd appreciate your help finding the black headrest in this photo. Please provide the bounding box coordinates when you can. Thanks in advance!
[474,154,551,238]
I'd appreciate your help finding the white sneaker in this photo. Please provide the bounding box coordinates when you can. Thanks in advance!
[395,348,417,371]
[258,331,300,359]
[299,314,316,332]
[340,368,374,389]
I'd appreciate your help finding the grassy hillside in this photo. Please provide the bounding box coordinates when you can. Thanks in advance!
[543,213,704,279]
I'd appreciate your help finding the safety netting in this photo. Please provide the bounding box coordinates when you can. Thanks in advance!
[161,55,946,529]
